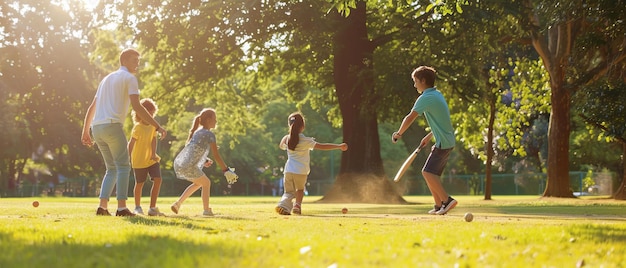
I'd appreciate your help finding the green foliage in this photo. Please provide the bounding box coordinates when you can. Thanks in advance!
[1,0,624,196]
[574,79,626,142]
[503,58,551,158]
[0,0,102,194]
[570,79,626,173]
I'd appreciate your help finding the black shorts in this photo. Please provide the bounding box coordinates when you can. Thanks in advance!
[133,163,161,183]
[422,147,453,176]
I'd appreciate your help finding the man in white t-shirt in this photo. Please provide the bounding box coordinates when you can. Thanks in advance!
[81,48,166,217]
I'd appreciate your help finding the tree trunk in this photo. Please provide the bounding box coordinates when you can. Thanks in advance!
[613,142,626,200]
[523,0,576,198]
[542,80,575,197]
[320,1,405,203]
[484,94,496,200]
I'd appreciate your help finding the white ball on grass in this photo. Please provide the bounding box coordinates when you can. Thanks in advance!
[464,212,473,222]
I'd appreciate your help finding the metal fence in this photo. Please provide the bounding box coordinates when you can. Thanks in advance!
[394,171,615,196]
[11,171,616,197]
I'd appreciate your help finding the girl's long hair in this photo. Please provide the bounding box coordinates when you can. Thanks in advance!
[187,108,215,143]
[287,112,305,150]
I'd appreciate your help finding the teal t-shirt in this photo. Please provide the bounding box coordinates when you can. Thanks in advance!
[412,87,455,149]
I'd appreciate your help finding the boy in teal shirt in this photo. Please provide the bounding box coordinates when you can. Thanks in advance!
[392,66,457,215]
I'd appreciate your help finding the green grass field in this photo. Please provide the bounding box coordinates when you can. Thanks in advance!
[1,195,625,267]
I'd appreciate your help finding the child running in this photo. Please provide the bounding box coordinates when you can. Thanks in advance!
[128,98,164,216]
[171,108,238,216]
[275,112,348,215]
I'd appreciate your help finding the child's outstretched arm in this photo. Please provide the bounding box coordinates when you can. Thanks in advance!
[210,142,228,171]
[211,142,238,184]
[314,142,348,151]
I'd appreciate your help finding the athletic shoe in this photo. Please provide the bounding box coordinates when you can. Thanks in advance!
[115,208,136,217]
[134,207,144,215]
[292,204,301,215]
[148,207,165,216]
[96,207,111,216]
[171,202,181,214]
[203,209,214,216]
[428,205,441,215]
[436,197,458,215]
[275,206,291,215]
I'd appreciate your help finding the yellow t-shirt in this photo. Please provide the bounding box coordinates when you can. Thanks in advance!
[130,123,160,169]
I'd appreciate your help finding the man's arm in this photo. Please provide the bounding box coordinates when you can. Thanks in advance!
[81,97,97,147]
[150,135,159,161]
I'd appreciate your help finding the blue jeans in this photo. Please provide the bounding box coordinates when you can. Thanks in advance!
[92,123,130,200]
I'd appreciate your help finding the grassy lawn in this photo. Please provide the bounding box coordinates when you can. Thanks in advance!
[1,195,625,267]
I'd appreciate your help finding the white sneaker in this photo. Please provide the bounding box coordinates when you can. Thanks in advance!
[133,207,144,215]
[171,202,180,214]
[436,197,458,215]
[148,207,165,216]
[203,209,214,216]
[428,205,441,215]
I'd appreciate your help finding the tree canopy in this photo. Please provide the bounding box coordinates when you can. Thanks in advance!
[1,0,624,201]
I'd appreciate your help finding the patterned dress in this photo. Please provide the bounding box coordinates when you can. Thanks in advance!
[174,128,216,181]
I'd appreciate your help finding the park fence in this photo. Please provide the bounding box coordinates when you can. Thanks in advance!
[10,171,616,197]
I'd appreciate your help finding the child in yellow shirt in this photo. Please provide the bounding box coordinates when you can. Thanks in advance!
[128,98,164,216]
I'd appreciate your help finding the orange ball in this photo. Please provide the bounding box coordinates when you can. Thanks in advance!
[341,208,348,214]
[32,201,39,208]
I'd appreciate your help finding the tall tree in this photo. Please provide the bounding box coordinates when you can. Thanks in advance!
[0,0,99,195]
[431,1,527,200]
[321,1,396,202]
[518,0,626,197]
[103,0,444,203]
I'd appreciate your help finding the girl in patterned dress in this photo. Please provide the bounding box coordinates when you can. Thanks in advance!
[171,108,238,216]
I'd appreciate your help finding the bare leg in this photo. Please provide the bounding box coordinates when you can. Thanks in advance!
[422,171,448,205]
[134,181,144,207]
[193,176,211,211]
[99,198,108,209]
[295,189,304,205]
[150,177,162,208]
[117,200,128,209]
[176,183,201,205]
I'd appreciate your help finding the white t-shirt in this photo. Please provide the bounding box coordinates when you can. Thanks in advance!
[91,66,140,126]
[281,133,317,175]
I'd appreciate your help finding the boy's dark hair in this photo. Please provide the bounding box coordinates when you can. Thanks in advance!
[411,66,437,87]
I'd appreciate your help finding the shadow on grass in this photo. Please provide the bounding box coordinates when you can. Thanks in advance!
[305,205,434,216]
[568,224,626,243]
[0,232,240,267]
[477,205,626,220]
[124,214,253,229]
[302,203,626,221]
